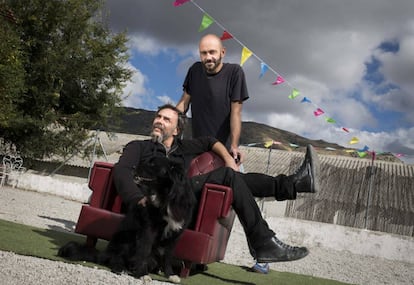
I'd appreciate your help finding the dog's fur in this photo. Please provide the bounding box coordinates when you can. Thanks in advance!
[58,156,196,283]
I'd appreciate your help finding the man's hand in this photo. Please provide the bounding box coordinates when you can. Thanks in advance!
[230,146,244,166]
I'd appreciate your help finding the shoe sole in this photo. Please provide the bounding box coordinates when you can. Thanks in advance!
[251,263,269,274]
[307,145,320,193]
[256,250,309,263]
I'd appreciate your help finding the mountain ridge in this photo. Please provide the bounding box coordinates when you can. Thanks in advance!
[106,107,399,162]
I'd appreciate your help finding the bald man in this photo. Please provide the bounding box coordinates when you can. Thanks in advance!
[177,34,249,164]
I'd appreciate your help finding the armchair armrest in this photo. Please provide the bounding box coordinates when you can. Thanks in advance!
[193,183,233,234]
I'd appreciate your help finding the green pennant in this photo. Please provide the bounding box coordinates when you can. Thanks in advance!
[288,88,300,99]
[199,14,214,32]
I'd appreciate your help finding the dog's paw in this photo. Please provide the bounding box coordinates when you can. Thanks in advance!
[141,275,152,285]
[168,274,181,284]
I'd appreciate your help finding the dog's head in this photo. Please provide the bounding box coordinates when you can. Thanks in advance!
[134,156,186,200]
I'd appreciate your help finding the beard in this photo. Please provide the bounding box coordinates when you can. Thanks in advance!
[203,55,222,74]
[150,124,166,143]
[151,132,163,144]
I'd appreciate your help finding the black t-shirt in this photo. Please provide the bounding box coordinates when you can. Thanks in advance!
[183,62,249,147]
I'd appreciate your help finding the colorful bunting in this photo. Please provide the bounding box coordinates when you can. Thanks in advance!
[264,140,273,148]
[358,145,369,152]
[371,151,376,162]
[198,14,214,32]
[173,0,408,160]
[325,147,336,151]
[259,62,268,78]
[349,137,359,144]
[357,151,368,158]
[301,97,312,103]
[220,30,233,41]
[313,108,324,116]
[288,88,300,99]
[325,117,336,123]
[173,0,190,6]
[272,75,285,85]
[290,143,299,148]
[240,46,252,66]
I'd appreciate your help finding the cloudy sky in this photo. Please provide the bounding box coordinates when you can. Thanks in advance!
[104,0,414,164]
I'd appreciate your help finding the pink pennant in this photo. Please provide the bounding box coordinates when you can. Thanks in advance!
[313,108,324,116]
[272,76,285,85]
[342,127,349,133]
[173,0,191,6]
[220,31,233,41]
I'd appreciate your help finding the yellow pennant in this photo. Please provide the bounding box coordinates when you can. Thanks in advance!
[240,47,252,66]
[349,137,359,144]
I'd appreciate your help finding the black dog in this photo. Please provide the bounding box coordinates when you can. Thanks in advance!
[58,156,196,283]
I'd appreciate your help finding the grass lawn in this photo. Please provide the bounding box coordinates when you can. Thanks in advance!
[0,219,352,285]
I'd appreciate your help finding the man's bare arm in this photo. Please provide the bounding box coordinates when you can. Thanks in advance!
[230,101,244,163]
[211,141,239,171]
[176,91,191,114]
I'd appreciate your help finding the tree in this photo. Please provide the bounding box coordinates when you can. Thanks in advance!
[0,3,25,133]
[0,0,132,158]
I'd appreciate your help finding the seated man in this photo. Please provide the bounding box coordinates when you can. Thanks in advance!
[113,104,320,263]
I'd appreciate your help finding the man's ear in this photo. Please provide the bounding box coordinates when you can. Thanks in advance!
[221,46,226,57]
[173,126,179,136]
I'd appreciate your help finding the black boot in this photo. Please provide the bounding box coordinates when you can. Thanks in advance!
[292,144,320,193]
[255,236,309,263]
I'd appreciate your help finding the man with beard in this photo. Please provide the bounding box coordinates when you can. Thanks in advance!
[113,104,320,268]
[176,34,249,164]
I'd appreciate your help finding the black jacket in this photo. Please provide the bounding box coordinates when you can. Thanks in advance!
[113,136,218,205]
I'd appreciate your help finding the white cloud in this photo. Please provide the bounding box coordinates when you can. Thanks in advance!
[106,0,414,162]
[121,63,150,108]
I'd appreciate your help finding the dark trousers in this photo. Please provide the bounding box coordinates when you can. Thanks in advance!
[189,167,296,256]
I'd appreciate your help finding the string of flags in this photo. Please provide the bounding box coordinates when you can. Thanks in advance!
[173,0,410,162]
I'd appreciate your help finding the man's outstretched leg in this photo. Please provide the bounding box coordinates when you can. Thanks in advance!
[253,144,320,262]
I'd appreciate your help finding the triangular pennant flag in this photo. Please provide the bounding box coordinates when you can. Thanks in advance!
[198,14,214,32]
[272,141,282,145]
[220,31,233,41]
[342,127,349,133]
[349,137,359,144]
[259,62,268,78]
[301,97,312,103]
[345,149,356,153]
[370,151,376,162]
[325,147,336,151]
[358,145,369,152]
[240,46,252,66]
[264,140,273,148]
[395,153,404,158]
[357,151,368,158]
[313,108,324,116]
[272,75,285,85]
[288,88,300,99]
[289,143,299,148]
[325,117,336,123]
[173,0,191,6]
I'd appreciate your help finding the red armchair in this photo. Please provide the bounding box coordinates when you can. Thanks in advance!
[74,151,235,277]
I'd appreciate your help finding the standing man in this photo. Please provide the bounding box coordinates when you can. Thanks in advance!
[176,34,248,163]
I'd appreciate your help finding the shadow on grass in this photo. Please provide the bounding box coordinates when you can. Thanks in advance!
[37,215,77,232]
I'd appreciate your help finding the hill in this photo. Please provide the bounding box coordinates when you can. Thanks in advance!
[106,107,399,162]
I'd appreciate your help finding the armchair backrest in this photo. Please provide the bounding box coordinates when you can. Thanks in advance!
[187,151,225,177]
[88,161,122,213]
